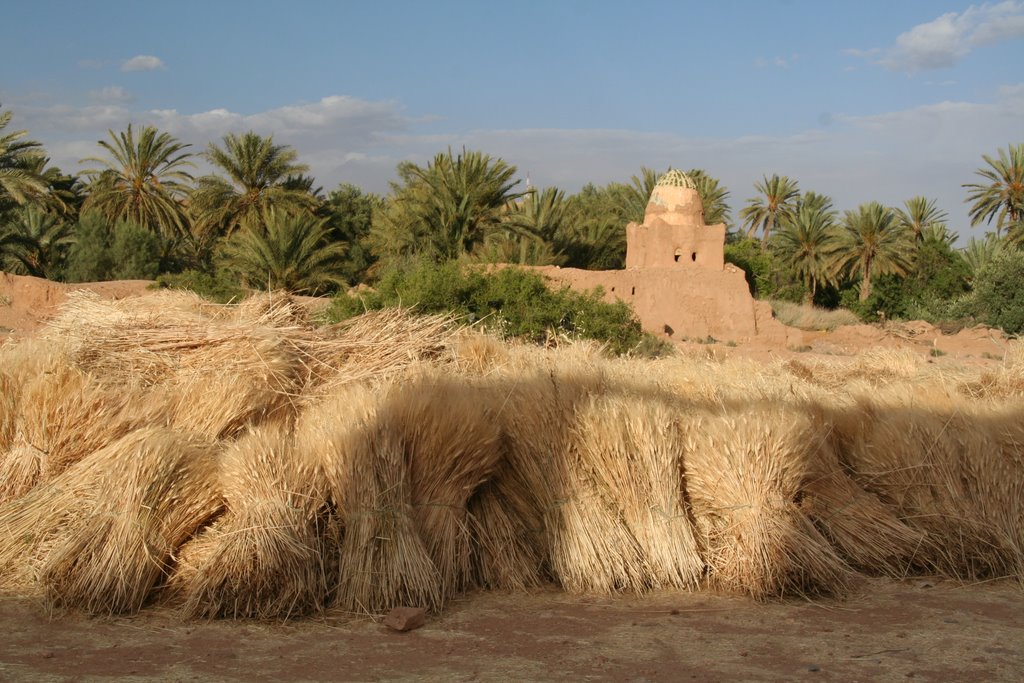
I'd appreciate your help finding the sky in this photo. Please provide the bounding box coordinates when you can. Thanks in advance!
[3,0,1023,240]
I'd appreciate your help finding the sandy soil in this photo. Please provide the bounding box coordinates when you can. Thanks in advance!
[0,579,1020,682]
[0,272,153,338]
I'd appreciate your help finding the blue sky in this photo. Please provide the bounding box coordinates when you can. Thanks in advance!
[3,1,1023,238]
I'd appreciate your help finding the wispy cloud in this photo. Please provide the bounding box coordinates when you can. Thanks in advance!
[77,58,108,70]
[120,55,166,72]
[88,86,134,104]
[754,54,799,69]
[850,1,1024,73]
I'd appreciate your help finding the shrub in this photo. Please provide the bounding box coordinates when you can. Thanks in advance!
[325,260,647,355]
[967,249,1024,335]
[64,214,161,282]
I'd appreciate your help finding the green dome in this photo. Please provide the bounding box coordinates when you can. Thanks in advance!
[655,169,696,189]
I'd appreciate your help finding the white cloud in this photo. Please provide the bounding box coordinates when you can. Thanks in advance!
[88,86,134,104]
[121,55,166,72]
[853,1,1024,72]
[14,85,1022,241]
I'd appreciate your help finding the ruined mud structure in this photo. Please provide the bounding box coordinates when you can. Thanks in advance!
[539,169,799,344]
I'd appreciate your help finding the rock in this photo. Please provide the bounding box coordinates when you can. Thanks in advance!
[383,606,426,632]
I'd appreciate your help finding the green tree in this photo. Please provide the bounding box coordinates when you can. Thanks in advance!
[0,207,74,278]
[961,233,1005,277]
[321,183,382,284]
[740,174,800,246]
[622,167,660,223]
[190,131,317,237]
[485,186,569,266]
[687,168,731,226]
[964,143,1024,238]
[371,148,526,262]
[222,210,347,294]
[0,107,49,212]
[834,202,916,301]
[772,204,840,304]
[561,183,631,269]
[967,249,1024,334]
[895,196,948,243]
[64,212,161,282]
[80,124,194,239]
[920,222,958,246]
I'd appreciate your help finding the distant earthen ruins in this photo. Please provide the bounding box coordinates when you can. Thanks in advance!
[538,169,799,344]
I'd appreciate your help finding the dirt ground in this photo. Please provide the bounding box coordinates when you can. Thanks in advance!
[0,579,1020,682]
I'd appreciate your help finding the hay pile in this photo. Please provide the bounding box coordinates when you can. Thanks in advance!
[0,291,1022,618]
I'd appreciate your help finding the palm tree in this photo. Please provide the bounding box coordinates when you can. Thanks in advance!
[390,148,526,260]
[895,196,948,243]
[0,107,48,209]
[0,207,74,278]
[621,167,660,223]
[773,204,841,304]
[797,191,834,215]
[80,124,194,239]
[961,234,1004,277]
[920,222,958,246]
[834,202,916,301]
[222,210,347,294]
[190,131,317,237]
[488,186,569,265]
[964,143,1024,237]
[686,168,731,226]
[740,174,800,246]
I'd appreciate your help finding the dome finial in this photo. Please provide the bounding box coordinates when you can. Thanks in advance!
[655,169,696,189]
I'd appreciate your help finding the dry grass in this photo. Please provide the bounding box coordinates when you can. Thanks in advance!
[176,425,334,619]
[0,291,1021,618]
[770,300,861,331]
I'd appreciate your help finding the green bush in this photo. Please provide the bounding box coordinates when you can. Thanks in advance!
[64,213,161,282]
[64,212,113,282]
[110,221,161,280]
[725,237,807,302]
[966,249,1024,335]
[325,259,648,355]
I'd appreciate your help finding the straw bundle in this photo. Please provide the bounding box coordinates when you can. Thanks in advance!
[0,366,161,500]
[164,326,305,439]
[449,329,511,376]
[227,290,311,328]
[838,394,1010,578]
[682,408,855,599]
[0,371,15,454]
[0,428,218,611]
[570,394,704,591]
[385,377,505,599]
[179,425,333,619]
[466,467,546,590]
[800,461,930,576]
[334,414,442,614]
[488,361,607,590]
[305,308,457,395]
[38,428,220,614]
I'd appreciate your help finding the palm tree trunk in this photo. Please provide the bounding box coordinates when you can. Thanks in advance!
[760,215,774,250]
[859,256,873,301]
